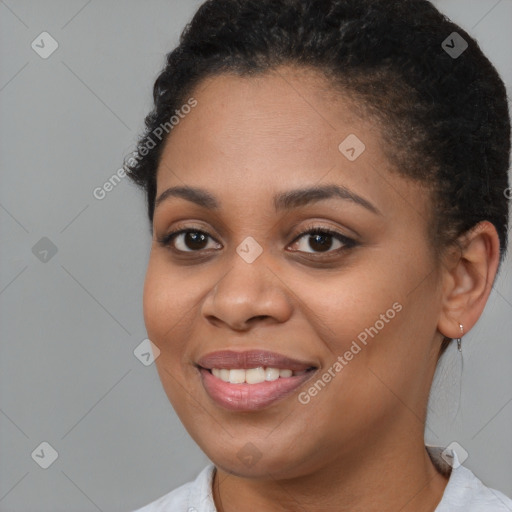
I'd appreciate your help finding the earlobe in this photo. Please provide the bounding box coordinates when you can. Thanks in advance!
[437,221,500,340]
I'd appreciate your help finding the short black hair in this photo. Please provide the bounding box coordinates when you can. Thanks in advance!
[125,0,510,356]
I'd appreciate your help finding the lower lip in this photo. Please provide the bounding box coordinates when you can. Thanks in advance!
[199,368,316,411]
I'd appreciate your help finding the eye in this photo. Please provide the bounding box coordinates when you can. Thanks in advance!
[158,229,222,253]
[158,225,357,256]
[288,227,356,254]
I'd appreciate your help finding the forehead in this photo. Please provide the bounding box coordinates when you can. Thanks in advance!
[155,67,430,226]
[158,67,366,180]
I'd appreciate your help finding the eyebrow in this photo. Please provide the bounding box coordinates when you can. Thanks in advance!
[155,184,381,215]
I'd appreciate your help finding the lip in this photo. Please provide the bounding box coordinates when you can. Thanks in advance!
[196,349,317,371]
[196,350,318,411]
[199,367,317,411]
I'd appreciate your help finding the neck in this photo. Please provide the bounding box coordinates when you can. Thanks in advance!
[212,434,450,512]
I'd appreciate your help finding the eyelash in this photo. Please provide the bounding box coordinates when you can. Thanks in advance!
[157,224,357,257]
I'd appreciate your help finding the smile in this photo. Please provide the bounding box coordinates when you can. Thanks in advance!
[196,350,318,411]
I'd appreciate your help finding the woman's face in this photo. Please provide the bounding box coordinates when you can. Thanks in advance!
[144,66,446,478]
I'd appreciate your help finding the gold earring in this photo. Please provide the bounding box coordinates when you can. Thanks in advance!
[456,323,463,352]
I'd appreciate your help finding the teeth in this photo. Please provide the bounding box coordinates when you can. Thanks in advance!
[245,367,266,384]
[229,369,246,384]
[265,367,280,381]
[210,367,308,383]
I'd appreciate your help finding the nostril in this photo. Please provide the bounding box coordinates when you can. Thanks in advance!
[250,315,270,322]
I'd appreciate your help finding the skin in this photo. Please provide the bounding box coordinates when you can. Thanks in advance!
[143,65,500,512]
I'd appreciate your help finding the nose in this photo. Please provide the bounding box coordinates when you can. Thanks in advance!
[201,251,293,332]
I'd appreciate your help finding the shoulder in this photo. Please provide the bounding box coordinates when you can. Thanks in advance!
[132,464,217,512]
[428,446,512,512]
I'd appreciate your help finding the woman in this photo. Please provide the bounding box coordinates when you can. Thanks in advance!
[126,0,512,510]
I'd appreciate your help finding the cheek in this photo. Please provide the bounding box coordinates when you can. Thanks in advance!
[289,251,438,396]
[293,266,404,350]
[142,256,206,411]
[142,255,199,355]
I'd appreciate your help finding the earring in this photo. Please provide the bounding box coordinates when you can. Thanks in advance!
[456,323,463,352]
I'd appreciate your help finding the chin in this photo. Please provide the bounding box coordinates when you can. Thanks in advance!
[196,432,320,480]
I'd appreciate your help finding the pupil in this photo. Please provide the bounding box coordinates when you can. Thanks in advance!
[186,232,207,250]
[310,233,332,252]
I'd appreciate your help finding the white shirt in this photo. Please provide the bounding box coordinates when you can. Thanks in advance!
[133,446,512,511]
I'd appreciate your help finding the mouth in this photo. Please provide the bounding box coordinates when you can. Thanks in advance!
[196,350,318,411]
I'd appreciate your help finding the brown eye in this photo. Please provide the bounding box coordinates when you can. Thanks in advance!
[179,231,209,251]
[306,232,336,252]
[159,229,222,252]
[289,228,356,255]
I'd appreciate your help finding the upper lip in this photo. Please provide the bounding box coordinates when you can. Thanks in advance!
[197,350,318,371]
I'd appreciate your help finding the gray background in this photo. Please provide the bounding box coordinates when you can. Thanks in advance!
[0,0,511,510]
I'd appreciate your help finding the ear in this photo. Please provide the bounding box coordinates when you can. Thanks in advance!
[437,221,501,339]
